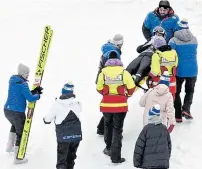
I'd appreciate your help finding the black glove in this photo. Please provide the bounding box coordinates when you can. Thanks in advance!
[31,86,43,95]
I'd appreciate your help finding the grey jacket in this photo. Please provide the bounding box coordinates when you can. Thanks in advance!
[133,123,171,169]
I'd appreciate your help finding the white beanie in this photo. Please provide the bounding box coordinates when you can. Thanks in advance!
[112,34,124,45]
[18,63,30,77]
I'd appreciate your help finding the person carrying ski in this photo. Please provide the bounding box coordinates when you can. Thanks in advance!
[142,0,179,42]
[133,104,172,169]
[169,19,198,122]
[96,33,124,136]
[43,82,82,169]
[96,51,135,163]
[148,36,178,99]
[4,63,42,164]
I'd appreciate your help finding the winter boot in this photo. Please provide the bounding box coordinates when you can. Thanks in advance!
[176,118,182,123]
[13,146,28,164]
[103,148,111,156]
[111,158,125,163]
[182,111,193,119]
[6,132,16,152]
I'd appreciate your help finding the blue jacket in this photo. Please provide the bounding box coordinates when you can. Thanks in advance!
[143,9,179,42]
[169,29,198,77]
[4,75,40,113]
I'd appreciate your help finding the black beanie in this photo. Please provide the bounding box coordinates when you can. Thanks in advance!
[159,0,170,8]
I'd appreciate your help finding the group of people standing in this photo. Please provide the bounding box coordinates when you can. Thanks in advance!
[3,0,198,169]
[96,0,198,168]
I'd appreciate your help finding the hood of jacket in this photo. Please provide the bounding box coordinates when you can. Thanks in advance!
[153,84,169,96]
[56,94,78,108]
[9,75,27,85]
[174,29,193,42]
[102,65,124,78]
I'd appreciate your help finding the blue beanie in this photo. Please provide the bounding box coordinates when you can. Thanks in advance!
[62,82,74,94]
[159,71,170,87]
[176,18,189,31]
[148,104,161,117]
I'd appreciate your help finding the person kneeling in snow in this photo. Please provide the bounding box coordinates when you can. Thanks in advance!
[139,71,176,133]
[43,82,82,169]
[133,104,172,169]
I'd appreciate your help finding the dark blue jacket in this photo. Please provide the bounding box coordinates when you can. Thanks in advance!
[4,75,40,113]
[169,29,198,77]
[143,8,179,42]
[133,123,171,169]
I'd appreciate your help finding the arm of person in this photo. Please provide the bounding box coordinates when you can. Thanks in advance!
[96,71,104,94]
[123,70,136,96]
[21,83,40,102]
[43,102,57,124]
[166,94,176,133]
[139,88,152,107]
[133,126,147,168]
[142,13,152,41]
[168,38,177,50]
[149,53,161,78]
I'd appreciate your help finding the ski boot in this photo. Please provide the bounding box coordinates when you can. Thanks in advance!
[6,132,16,153]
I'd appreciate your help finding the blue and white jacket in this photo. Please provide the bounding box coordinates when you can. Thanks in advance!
[4,75,40,113]
[43,94,82,143]
[169,29,198,77]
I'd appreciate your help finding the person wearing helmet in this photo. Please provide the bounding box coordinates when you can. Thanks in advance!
[137,26,166,54]
[142,0,179,42]
[126,26,166,91]
[148,36,178,99]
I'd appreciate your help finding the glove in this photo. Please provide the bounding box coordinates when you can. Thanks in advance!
[168,125,175,133]
[31,86,43,95]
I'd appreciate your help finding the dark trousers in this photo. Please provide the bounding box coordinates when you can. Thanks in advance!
[174,76,197,118]
[4,109,26,146]
[97,116,104,132]
[103,113,126,161]
[57,142,80,169]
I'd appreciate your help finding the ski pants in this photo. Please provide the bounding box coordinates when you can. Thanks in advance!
[103,112,126,162]
[4,109,25,146]
[174,76,197,118]
[57,141,80,169]
[97,116,104,133]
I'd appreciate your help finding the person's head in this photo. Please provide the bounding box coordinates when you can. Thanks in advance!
[176,18,189,31]
[152,36,167,49]
[158,71,170,87]
[108,51,119,59]
[17,63,30,80]
[158,0,170,17]
[148,104,161,124]
[111,34,124,49]
[153,26,166,38]
[61,81,74,95]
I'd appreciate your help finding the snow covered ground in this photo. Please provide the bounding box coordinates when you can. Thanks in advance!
[0,0,202,168]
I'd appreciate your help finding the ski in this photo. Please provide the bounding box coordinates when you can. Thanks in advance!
[17,25,53,160]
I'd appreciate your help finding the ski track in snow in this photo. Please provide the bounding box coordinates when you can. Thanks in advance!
[0,0,201,169]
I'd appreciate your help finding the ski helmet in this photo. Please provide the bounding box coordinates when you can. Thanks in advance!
[153,26,166,37]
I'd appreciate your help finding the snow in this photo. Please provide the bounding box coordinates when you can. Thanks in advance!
[0,0,202,168]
